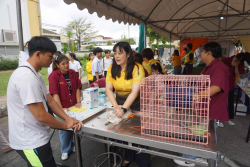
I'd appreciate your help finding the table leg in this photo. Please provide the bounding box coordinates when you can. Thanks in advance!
[74,132,83,167]
[246,124,250,143]
[208,159,216,167]
[234,87,241,115]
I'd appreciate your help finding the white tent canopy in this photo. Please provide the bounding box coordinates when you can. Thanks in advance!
[64,0,250,42]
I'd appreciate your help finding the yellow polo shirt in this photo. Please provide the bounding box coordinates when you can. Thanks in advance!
[142,59,165,75]
[184,50,194,64]
[171,56,181,66]
[106,63,145,99]
[86,60,93,81]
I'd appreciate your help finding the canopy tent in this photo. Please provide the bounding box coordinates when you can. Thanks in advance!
[64,0,250,43]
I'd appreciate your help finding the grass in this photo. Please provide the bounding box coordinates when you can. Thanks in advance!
[0,61,88,97]
[0,72,13,96]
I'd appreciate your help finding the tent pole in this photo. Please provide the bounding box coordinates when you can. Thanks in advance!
[144,23,146,48]
[16,0,24,51]
[170,33,172,55]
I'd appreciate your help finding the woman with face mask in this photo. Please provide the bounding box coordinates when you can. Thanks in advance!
[106,42,149,167]
[49,55,82,161]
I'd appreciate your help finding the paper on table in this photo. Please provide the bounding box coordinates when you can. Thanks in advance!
[68,107,87,112]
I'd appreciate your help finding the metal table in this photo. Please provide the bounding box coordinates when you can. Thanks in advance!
[235,83,250,142]
[74,109,220,167]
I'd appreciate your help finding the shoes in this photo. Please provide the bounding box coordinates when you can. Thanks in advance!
[218,122,224,128]
[228,120,235,125]
[3,146,13,153]
[173,159,195,167]
[72,146,75,153]
[121,162,131,167]
[61,153,68,160]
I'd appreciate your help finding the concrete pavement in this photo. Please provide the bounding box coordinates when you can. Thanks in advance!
[1,114,250,167]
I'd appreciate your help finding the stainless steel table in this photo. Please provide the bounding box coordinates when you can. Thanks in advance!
[74,109,220,167]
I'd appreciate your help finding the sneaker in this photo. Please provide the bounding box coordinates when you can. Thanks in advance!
[228,120,235,125]
[61,153,68,160]
[196,158,207,163]
[72,146,75,153]
[218,122,224,128]
[173,159,195,167]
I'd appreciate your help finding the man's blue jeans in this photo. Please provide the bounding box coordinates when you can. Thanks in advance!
[59,130,74,153]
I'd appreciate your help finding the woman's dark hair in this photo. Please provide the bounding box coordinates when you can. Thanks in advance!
[89,53,93,61]
[151,63,164,74]
[184,48,188,51]
[26,41,29,45]
[235,52,250,64]
[187,43,193,50]
[28,36,57,57]
[154,50,158,55]
[53,54,69,71]
[203,42,222,58]
[55,51,61,55]
[133,53,143,64]
[105,50,111,54]
[112,42,138,80]
[173,50,179,56]
[142,48,154,60]
[69,53,82,65]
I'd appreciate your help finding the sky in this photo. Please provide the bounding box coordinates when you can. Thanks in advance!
[40,0,140,40]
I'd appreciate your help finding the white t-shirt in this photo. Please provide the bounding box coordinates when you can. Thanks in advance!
[154,55,159,60]
[48,62,53,77]
[7,62,50,150]
[69,60,82,72]
[100,57,113,71]
[18,51,29,67]
[92,56,102,76]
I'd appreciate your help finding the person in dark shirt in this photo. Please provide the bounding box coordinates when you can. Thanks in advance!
[221,52,250,126]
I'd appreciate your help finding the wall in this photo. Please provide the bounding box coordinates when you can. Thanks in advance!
[27,0,42,37]
[0,0,19,42]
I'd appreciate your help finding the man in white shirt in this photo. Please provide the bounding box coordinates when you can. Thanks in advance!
[18,41,29,67]
[100,50,113,78]
[92,47,104,82]
[7,36,82,167]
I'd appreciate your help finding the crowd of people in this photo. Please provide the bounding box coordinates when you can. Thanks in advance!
[2,35,250,167]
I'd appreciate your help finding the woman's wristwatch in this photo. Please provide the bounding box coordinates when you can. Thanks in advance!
[121,107,127,113]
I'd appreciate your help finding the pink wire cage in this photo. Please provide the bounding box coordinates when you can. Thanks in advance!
[140,75,210,145]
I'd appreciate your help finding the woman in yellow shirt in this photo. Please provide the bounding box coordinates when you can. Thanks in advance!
[142,48,165,75]
[170,50,182,74]
[106,42,149,167]
[86,53,94,84]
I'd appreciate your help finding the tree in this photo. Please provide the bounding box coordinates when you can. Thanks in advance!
[107,40,112,45]
[119,34,136,45]
[62,43,68,54]
[63,17,97,51]
[146,26,174,48]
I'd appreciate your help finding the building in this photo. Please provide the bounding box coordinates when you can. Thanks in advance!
[42,29,68,51]
[0,0,42,60]
[82,35,120,47]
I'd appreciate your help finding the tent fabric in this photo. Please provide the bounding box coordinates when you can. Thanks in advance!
[138,23,145,53]
[240,35,250,53]
[64,0,250,42]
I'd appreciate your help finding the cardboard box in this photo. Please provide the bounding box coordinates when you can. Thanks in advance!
[82,88,98,101]
[81,99,98,108]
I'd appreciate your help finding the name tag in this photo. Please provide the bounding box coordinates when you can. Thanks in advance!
[59,82,64,84]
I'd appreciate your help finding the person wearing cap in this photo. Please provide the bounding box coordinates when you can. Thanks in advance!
[92,47,104,82]
[183,44,194,75]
